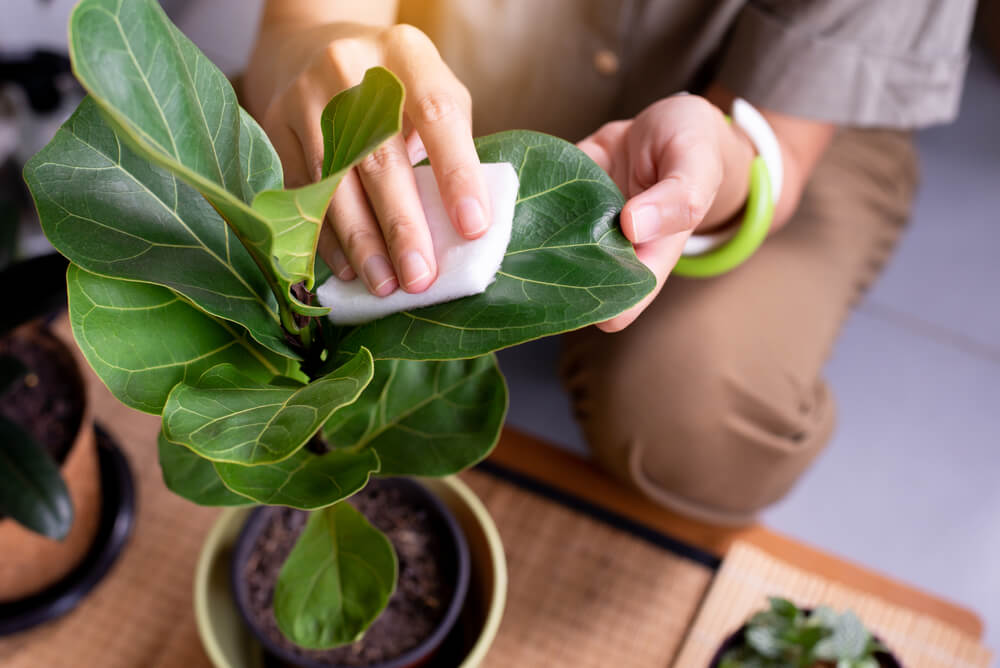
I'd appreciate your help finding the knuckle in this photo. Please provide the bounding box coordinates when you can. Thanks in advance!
[414,91,465,126]
[436,160,477,191]
[323,39,368,83]
[381,214,422,247]
[358,144,407,177]
[382,23,431,51]
[341,225,380,256]
[679,183,711,229]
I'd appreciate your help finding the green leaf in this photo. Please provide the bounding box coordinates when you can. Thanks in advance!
[25,97,295,358]
[814,610,871,661]
[324,355,507,476]
[214,447,379,509]
[157,430,252,506]
[0,416,73,539]
[0,355,27,395]
[68,0,403,322]
[162,349,373,465]
[67,264,293,414]
[274,502,397,649]
[770,597,801,621]
[336,131,655,360]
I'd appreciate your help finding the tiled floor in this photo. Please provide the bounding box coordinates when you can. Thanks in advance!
[499,51,1000,652]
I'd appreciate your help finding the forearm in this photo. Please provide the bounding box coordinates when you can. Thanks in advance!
[704,84,834,231]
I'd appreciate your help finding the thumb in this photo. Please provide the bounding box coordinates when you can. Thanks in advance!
[596,228,691,332]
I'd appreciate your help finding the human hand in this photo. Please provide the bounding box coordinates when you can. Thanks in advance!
[578,94,755,332]
[244,22,490,296]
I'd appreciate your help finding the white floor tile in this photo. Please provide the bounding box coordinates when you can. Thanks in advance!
[764,309,1000,652]
[867,51,1000,349]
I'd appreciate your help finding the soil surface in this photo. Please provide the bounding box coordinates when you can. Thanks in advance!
[0,330,83,464]
[244,478,455,667]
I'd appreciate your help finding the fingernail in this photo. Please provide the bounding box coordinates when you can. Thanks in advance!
[399,250,431,289]
[330,248,356,280]
[363,255,397,296]
[456,197,488,237]
[630,204,663,243]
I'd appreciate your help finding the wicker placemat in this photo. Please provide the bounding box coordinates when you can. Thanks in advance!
[673,542,993,668]
[463,469,715,668]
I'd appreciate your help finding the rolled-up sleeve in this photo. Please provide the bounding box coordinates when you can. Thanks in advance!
[717,0,976,128]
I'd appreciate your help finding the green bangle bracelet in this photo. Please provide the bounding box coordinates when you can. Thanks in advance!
[673,155,773,278]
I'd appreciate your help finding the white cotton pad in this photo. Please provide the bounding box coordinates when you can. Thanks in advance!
[317,162,519,325]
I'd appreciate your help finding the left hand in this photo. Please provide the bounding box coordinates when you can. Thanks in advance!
[578,93,755,332]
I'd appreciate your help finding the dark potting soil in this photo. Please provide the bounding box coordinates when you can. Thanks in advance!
[243,479,454,667]
[0,331,82,465]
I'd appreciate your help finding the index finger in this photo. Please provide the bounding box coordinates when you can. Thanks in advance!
[385,30,490,239]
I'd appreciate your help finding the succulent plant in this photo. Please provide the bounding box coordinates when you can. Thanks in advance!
[720,598,889,668]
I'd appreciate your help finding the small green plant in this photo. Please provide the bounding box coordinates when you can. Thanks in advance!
[24,0,654,650]
[0,253,75,540]
[720,598,889,668]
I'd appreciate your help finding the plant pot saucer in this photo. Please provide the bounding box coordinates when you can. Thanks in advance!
[0,424,136,635]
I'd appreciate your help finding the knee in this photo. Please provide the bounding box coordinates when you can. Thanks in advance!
[563,330,835,524]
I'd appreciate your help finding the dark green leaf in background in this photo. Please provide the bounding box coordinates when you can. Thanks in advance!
[162,349,373,465]
[0,416,73,539]
[274,502,397,649]
[214,447,380,510]
[336,131,655,360]
[157,431,252,506]
[25,98,295,358]
[67,264,294,414]
[324,355,507,476]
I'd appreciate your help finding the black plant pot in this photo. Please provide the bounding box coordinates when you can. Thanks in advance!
[231,477,471,668]
[709,620,903,667]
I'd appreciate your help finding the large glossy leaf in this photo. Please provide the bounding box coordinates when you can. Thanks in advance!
[67,264,293,414]
[0,416,73,539]
[336,131,655,360]
[214,447,379,510]
[274,502,397,649]
[25,97,294,358]
[68,0,403,321]
[162,350,373,465]
[157,431,252,506]
[324,356,507,476]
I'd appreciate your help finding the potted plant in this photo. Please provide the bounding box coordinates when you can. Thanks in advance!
[0,253,99,605]
[711,598,902,668]
[24,0,655,664]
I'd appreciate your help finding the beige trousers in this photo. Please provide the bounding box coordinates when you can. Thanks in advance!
[560,129,919,526]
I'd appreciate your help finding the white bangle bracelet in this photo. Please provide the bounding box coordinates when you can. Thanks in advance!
[681,97,783,257]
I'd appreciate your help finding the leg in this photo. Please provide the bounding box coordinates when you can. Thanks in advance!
[560,129,919,525]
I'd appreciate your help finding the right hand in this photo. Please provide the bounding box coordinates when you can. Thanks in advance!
[244,22,490,296]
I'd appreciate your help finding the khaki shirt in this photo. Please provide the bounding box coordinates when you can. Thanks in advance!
[398,0,975,140]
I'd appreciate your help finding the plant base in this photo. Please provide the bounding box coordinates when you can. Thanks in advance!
[196,477,506,668]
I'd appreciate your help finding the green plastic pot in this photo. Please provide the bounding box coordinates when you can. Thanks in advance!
[194,476,507,668]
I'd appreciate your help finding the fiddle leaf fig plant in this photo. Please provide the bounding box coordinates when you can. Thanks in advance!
[25,0,655,648]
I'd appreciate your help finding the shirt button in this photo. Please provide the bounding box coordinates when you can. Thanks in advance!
[593,48,620,76]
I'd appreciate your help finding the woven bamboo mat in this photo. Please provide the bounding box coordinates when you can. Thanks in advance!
[673,542,993,668]
[0,407,221,668]
[462,469,715,668]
